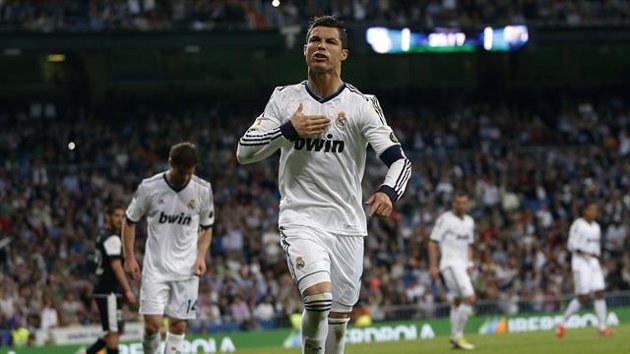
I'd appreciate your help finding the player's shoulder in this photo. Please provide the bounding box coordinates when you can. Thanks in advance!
[344,83,373,103]
[571,217,586,226]
[436,211,452,223]
[104,233,122,243]
[270,82,306,99]
[140,172,166,188]
[191,175,211,189]
[464,214,474,224]
[103,233,122,254]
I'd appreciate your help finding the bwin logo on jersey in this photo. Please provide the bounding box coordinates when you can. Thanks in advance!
[294,134,345,153]
[158,211,192,225]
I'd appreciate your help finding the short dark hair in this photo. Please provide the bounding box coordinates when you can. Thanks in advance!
[453,190,469,199]
[306,16,348,49]
[106,203,125,215]
[169,141,199,169]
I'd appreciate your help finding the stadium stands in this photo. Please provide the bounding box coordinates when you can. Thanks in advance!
[1,0,629,32]
[0,92,628,342]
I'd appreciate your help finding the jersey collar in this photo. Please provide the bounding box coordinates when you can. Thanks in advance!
[163,172,190,193]
[303,81,346,103]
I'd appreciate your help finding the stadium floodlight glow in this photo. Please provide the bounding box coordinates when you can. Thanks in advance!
[401,28,411,52]
[366,27,393,54]
[483,27,493,50]
[481,25,529,52]
[271,0,280,8]
[366,25,528,54]
[46,53,66,62]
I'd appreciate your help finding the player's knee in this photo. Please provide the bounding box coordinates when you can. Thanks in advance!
[144,318,161,335]
[301,280,332,297]
[104,332,119,348]
[578,294,589,304]
[303,292,333,316]
[594,290,605,299]
[329,311,351,319]
[465,295,476,304]
[168,318,187,335]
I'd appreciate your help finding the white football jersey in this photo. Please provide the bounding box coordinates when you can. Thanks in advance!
[568,217,601,266]
[237,81,412,235]
[126,172,214,281]
[430,211,474,270]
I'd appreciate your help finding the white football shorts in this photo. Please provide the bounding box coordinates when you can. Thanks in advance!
[572,258,605,295]
[139,276,199,319]
[441,265,475,298]
[279,225,364,313]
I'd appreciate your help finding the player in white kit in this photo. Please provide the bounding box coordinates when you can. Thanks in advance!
[556,201,614,338]
[123,142,215,354]
[236,16,411,354]
[428,191,476,350]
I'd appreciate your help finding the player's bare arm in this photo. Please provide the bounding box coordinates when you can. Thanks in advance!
[122,219,141,281]
[428,240,440,280]
[194,228,213,276]
[289,103,330,138]
[110,258,137,304]
[467,245,474,274]
[366,191,393,218]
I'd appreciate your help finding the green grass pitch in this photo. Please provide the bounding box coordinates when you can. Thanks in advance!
[236,324,629,354]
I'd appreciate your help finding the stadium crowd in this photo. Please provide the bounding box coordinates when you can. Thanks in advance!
[0,92,629,344]
[1,0,629,32]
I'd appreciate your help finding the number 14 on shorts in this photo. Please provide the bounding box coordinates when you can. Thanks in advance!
[186,299,198,314]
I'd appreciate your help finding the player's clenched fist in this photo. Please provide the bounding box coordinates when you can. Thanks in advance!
[366,191,393,218]
[290,103,330,138]
[124,257,141,281]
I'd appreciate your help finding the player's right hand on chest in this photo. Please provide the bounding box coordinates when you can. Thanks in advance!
[290,103,330,138]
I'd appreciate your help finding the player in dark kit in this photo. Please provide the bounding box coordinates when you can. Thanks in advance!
[86,205,137,354]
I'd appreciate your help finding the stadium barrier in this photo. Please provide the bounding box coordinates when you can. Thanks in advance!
[1,299,628,354]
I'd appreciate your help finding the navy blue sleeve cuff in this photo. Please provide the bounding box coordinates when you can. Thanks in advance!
[378,185,398,203]
[379,145,403,167]
[125,215,138,224]
[200,224,213,230]
[280,121,300,141]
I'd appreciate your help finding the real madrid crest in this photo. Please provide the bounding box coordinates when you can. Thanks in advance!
[335,111,347,128]
[296,256,305,269]
[188,199,196,209]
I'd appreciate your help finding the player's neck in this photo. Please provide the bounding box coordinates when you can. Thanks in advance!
[307,71,343,99]
[165,170,187,189]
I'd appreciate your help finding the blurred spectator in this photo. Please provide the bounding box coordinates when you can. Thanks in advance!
[253,295,275,322]
[39,296,60,332]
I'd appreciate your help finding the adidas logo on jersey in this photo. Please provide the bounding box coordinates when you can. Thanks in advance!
[158,211,192,225]
[293,134,345,153]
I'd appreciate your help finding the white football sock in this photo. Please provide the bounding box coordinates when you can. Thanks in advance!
[457,304,473,338]
[301,292,333,354]
[594,299,608,330]
[325,317,350,354]
[164,332,185,354]
[450,305,459,339]
[143,332,160,354]
[562,298,582,324]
